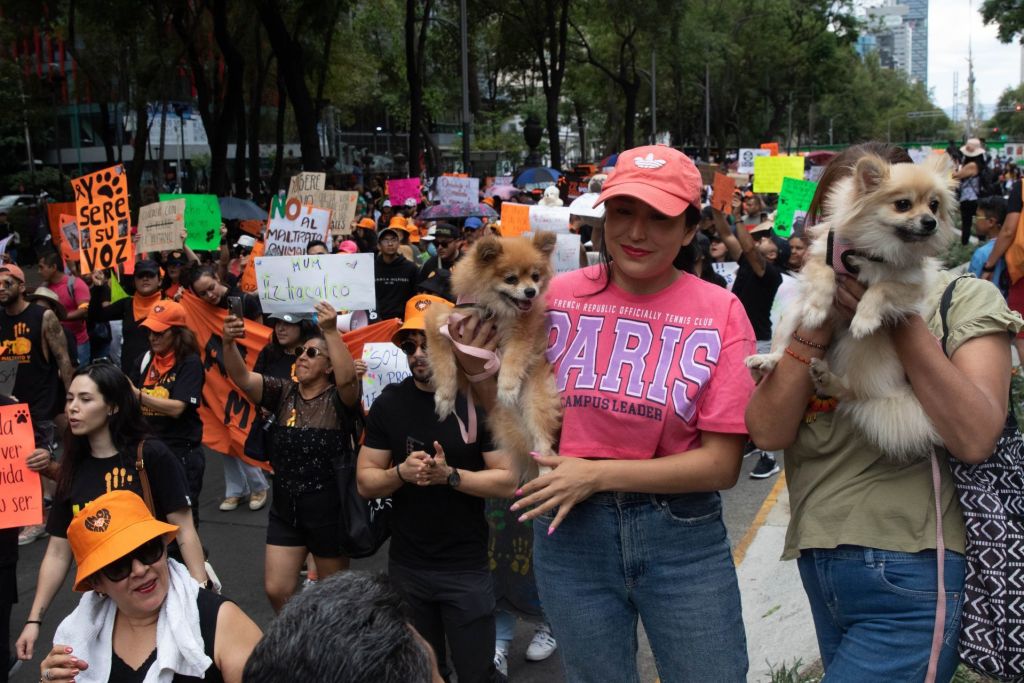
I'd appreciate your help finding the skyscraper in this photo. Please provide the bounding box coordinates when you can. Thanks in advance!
[903,0,928,86]
[857,0,928,86]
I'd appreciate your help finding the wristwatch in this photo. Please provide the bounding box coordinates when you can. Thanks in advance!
[447,466,461,488]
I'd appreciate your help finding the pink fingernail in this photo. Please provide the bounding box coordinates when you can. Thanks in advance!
[529,451,540,456]
[514,488,523,497]
[509,503,519,512]
[518,514,527,522]
[548,526,556,536]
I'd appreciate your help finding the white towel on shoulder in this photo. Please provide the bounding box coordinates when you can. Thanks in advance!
[53,558,212,683]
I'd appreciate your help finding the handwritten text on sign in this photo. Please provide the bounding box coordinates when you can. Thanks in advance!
[72,165,133,274]
[138,200,186,253]
[436,176,480,203]
[264,196,331,256]
[552,233,582,274]
[254,253,376,314]
[0,403,44,529]
[361,342,411,411]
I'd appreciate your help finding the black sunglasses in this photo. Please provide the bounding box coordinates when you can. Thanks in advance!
[299,346,324,359]
[100,537,165,582]
[399,339,426,356]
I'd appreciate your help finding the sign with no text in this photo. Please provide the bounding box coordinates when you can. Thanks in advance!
[72,165,133,275]
[711,173,737,213]
[254,253,376,314]
[387,178,422,206]
[0,402,44,529]
[753,156,805,194]
[160,194,221,251]
[361,342,411,411]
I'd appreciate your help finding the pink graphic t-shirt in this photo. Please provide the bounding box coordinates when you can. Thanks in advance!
[546,266,756,460]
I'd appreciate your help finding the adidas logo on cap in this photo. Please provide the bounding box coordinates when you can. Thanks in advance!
[634,153,666,170]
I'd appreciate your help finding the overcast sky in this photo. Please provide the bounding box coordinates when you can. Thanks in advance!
[927,0,1021,113]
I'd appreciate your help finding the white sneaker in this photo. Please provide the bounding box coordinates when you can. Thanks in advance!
[525,623,557,661]
[18,524,48,546]
[493,648,508,677]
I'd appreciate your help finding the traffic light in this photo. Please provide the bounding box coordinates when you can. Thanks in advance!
[994,127,1000,134]
[1015,103,1023,112]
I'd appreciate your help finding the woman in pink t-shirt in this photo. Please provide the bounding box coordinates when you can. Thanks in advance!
[454,146,755,681]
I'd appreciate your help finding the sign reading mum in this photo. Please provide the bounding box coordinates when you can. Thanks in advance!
[254,253,376,314]
[264,196,331,256]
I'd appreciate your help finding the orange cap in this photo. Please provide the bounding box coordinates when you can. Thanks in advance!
[388,215,408,229]
[67,490,178,591]
[140,300,187,333]
[0,264,25,283]
[392,294,452,346]
[357,217,376,230]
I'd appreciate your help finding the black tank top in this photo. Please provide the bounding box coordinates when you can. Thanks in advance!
[107,589,227,683]
[0,303,60,419]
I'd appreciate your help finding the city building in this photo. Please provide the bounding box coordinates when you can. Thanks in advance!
[856,0,928,86]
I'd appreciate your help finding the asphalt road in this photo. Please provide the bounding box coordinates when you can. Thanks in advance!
[10,448,779,683]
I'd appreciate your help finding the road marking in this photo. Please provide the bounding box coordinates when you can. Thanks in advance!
[732,472,786,566]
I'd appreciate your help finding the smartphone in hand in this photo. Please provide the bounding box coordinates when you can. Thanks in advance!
[226,296,246,338]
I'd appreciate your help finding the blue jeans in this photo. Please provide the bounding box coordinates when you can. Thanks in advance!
[533,492,747,683]
[218,449,268,498]
[797,546,965,682]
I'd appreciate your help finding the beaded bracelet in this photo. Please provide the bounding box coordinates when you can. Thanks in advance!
[792,333,828,351]
[785,347,812,366]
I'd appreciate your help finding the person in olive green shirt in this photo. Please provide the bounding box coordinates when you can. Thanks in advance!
[746,142,1024,682]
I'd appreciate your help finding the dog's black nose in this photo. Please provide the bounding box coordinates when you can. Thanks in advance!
[524,288,537,298]
[919,215,937,232]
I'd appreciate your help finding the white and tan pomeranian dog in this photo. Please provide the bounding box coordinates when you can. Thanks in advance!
[426,232,563,479]
[746,153,957,462]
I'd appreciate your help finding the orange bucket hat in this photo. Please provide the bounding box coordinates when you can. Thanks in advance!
[67,490,178,591]
[392,294,452,346]
[388,215,408,229]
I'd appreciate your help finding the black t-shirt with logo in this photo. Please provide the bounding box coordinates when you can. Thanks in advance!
[732,254,782,341]
[131,353,205,451]
[46,440,191,538]
[364,377,494,570]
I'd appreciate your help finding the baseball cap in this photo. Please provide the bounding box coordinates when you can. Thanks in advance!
[235,235,257,250]
[140,300,187,332]
[378,227,401,242]
[0,264,25,283]
[749,221,774,236]
[464,217,483,230]
[338,240,358,254]
[266,312,313,324]
[382,199,392,208]
[134,259,160,277]
[434,223,460,241]
[595,145,702,218]
[67,490,178,592]
[404,197,417,208]
[357,217,376,230]
[392,294,453,346]
[165,251,188,266]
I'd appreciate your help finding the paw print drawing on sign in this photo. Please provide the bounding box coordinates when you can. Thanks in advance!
[14,408,28,424]
[95,167,125,200]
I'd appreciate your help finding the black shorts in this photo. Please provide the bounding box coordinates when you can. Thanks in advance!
[266,485,343,558]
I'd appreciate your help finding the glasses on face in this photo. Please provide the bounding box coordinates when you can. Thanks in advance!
[299,346,324,359]
[435,240,454,249]
[399,338,426,356]
[99,537,165,582]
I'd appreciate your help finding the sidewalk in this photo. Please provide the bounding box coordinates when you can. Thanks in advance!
[736,474,819,682]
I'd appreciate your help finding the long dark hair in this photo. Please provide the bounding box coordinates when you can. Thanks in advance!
[260,319,319,367]
[166,326,201,358]
[183,262,219,293]
[57,363,149,499]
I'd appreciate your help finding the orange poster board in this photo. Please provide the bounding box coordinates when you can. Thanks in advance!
[46,201,76,251]
[712,173,737,214]
[71,165,134,274]
[760,142,780,157]
[0,402,44,529]
[58,214,81,262]
[500,203,531,237]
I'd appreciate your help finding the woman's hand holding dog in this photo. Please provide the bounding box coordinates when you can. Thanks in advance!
[833,274,866,323]
[449,312,499,375]
[510,453,600,535]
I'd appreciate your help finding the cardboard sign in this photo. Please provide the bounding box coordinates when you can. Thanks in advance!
[436,176,480,203]
[72,165,133,275]
[138,200,185,253]
[697,163,718,186]
[0,360,16,396]
[311,191,358,236]
[711,173,737,213]
[738,148,771,174]
[552,233,582,274]
[0,403,44,529]
[753,156,805,194]
[528,205,571,234]
[386,178,422,206]
[712,261,740,291]
[773,178,818,238]
[160,194,221,251]
[264,196,331,257]
[500,203,531,237]
[760,142,780,156]
[360,342,411,411]
[253,253,376,314]
[287,172,326,201]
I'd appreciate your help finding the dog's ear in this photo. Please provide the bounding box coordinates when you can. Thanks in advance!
[924,152,954,177]
[474,235,503,263]
[532,231,557,256]
[854,155,889,195]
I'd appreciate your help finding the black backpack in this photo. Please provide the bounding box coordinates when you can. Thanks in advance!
[978,166,1003,199]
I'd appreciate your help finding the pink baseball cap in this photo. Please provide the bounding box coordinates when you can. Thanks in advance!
[338,240,358,254]
[595,145,702,217]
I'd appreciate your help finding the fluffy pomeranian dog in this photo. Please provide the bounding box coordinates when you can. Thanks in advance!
[746,153,957,462]
[425,232,563,479]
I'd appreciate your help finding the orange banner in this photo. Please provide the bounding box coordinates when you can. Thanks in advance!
[342,318,402,361]
[0,402,44,529]
[500,203,530,237]
[71,165,134,274]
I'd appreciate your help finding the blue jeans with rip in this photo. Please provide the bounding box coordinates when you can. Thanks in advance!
[533,491,747,683]
[797,546,965,682]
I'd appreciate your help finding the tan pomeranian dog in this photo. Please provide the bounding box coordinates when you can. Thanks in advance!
[746,153,957,463]
[425,232,563,479]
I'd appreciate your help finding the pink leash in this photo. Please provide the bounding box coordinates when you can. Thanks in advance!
[437,309,502,444]
[926,452,946,683]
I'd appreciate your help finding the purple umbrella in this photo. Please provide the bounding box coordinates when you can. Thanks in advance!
[419,202,499,220]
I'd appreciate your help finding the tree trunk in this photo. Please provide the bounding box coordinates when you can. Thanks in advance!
[157,96,168,189]
[128,102,149,222]
[257,0,323,171]
[574,99,587,162]
[270,73,286,194]
[545,88,561,169]
[622,80,640,150]
[210,0,244,196]
[406,0,432,176]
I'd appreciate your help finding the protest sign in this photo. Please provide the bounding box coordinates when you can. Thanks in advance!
[0,360,16,396]
[72,165,133,275]
[436,176,480,203]
[110,274,130,303]
[314,191,358,236]
[552,233,582,274]
[528,205,571,233]
[240,219,264,236]
[0,235,12,258]
[160,194,221,251]
[253,253,376,314]
[753,155,805,194]
[59,215,81,262]
[807,165,826,183]
[0,402,44,529]
[287,172,326,203]
[738,148,771,174]
[697,163,718,186]
[760,142,780,156]
[386,178,422,206]
[495,175,513,186]
[711,173,737,213]
[773,178,818,238]
[46,201,76,251]
[500,203,531,237]
[712,262,740,291]
[360,342,411,411]
[138,200,185,253]
[264,196,331,257]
